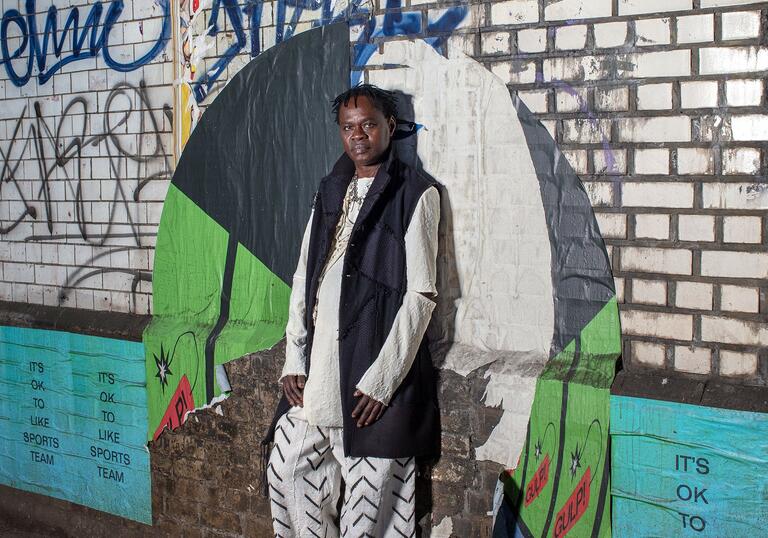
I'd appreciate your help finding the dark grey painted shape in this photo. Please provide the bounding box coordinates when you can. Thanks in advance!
[512,95,616,357]
[171,23,350,284]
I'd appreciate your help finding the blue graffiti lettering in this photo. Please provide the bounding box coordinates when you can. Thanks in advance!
[192,0,467,102]
[0,0,171,87]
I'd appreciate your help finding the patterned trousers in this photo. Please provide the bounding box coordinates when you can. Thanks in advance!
[267,410,416,538]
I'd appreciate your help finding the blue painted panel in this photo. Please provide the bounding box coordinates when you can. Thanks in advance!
[611,395,768,537]
[0,326,151,524]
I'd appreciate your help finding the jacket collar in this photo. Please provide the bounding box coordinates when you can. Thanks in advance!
[323,146,399,226]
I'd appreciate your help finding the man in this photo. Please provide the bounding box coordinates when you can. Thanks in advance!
[265,84,440,537]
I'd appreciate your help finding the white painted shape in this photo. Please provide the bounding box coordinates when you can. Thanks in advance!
[367,40,553,467]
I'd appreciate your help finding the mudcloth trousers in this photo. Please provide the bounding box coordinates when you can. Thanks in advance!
[267,411,416,538]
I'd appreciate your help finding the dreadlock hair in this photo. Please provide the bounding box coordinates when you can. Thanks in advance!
[331,84,398,124]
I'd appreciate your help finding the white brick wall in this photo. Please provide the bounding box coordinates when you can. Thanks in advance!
[1,0,764,386]
[0,0,171,315]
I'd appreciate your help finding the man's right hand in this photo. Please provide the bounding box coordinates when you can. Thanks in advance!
[282,375,306,407]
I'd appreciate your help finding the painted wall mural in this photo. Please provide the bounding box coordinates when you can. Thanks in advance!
[153,12,620,537]
[364,39,620,537]
[145,23,350,439]
[175,0,469,149]
[0,326,151,523]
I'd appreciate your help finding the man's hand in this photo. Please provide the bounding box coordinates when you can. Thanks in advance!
[352,390,386,427]
[282,375,306,407]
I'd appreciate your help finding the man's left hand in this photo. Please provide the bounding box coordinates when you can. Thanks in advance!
[352,390,386,427]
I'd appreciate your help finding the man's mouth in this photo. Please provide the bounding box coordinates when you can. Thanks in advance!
[352,145,370,153]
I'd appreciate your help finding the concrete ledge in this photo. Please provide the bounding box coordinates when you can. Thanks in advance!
[0,301,150,342]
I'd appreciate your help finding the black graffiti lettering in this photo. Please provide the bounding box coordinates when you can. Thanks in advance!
[695,457,709,475]
[32,397,45,409]
[97,465,125,483]
[30,450,54,465]
[28,361,44,373]
[99,391,116,403]
[677,484,708,504]
[0,81,167,308]
[98,429,120,443]
[174,391,188,424]
[675,454,695,472]
[98,372,115,384]
[681,513,706,532]
[101,410,115,423]
[30,379,45,391]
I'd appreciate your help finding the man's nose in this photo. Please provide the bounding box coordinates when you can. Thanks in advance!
[351,125,366,139]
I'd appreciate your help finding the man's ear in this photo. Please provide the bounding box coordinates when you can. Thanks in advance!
[388,116,396,135]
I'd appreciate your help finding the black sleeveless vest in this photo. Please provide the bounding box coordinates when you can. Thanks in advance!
[266,148,440,458]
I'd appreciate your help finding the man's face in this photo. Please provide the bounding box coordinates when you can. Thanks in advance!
[338,96,395,170]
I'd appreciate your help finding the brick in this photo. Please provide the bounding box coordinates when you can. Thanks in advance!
[635,18,671,47]
[637,83,673,110]
[676,148,713,175]
[517,28,547,53]
[699,46,768,75]
[622,182,693,209]
[563,149,589,174]
[555,25,588,51]
[595,86,629,111]
[596,213,627,239]
[674,346,712,375]
[563,119,611,143]
[678,215,716,242]
[482,31,512,55]
[617,116,691,143]
[594,22,628,48]
[632,278,667,305]
[584,182,615,206]
[720,350,758,377]
[544,0,612,21]
[491,0,539,25]
[621,309,693,340]
[619,49,691,79]
[620,246,692,275]
[721,285,760,313]
[491,60,537,84]
[676,14,715,44]
[723,215,762,243]
[721,11,761,40]
[701,315,767,346]
[543,55,608,81]
[731,115,768,141]
[680,81,718,109]
[725,79,763,107]
[634,148,670,175]
[631,340,666,367]
[556,88,587,112]
[517,90,548,113]
[635,213,670,239]
[619,0,692,15]
[703,183,768,210]
[701,250,768,279]
[675,281,713,310]
[615,277,626,302]
[594,149,627,174]
[722,147,761,174]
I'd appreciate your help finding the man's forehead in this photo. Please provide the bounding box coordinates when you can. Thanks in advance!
[339,96,383,116]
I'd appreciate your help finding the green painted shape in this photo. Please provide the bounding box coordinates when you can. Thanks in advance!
[502,299,620,537]
[143,186,293,440]
[143,185,229,439]
[214,243,291,364]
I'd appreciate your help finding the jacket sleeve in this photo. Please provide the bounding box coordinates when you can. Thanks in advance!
[355,186,439,404]
[279,208,314,381]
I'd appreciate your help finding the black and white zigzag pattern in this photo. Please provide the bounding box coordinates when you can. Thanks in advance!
[267,414,416,538]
